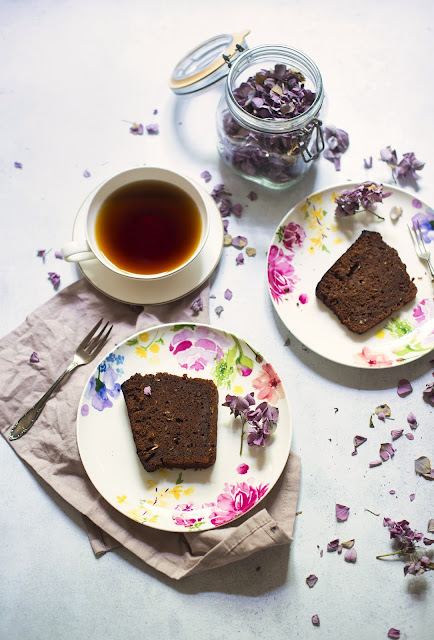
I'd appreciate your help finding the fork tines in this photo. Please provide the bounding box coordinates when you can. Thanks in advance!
[86,321,113,354]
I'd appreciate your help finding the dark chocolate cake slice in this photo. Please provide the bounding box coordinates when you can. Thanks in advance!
[315,230,417,334]
[121,372,218,472]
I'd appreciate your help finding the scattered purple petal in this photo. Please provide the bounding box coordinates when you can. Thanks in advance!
[334,182,391,218]
[327,538,340,552]
[354,435,367,448]
[247,191,258,201]
[232,235,247,249]
[410,493,415,502]
[200,170,212,182]
[369,460,382,468]
[336,504,350,522]
[83,169,91,178]
[14,161,22,169]
[311,615,320,627]
[389,490,396,495]
[190,297,203,315]
[380,146,398,167]
[423,381,434,405]
[153,108,158,115]
[344,548,357,563]
[211,183,232,202]
[379,442,395,462]
[407,412,418,429]
[396,152,424,181]
[323,126,350,171]
[405,433,414,440]
[298,293,308,305]
[29,351,39,363]
[306,574,318,588]
[363,156,373,169]
[391,429,403,441]
[231,203,243,217]
[81,404,89,417]
[236,253,244,265]
[219,199,232,217]
[37,249,48,262]
[129,122,144,135]
[54,251,63,260]
[215,305,224,317]
[387,629,400,639]
[146,123,159,135]
[237,463,249,475]
[48,272,60,288]
[143,386,152,396]
[397,379,412,397]
[412,198,423,209]
[224,289,233,301]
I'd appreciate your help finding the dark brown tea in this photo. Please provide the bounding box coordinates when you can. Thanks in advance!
[94,180,203,275]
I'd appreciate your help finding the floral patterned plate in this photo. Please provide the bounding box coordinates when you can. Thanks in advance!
[76,323,292,531]
[267,183,434,368]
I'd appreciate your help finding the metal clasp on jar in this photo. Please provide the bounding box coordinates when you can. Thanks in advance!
[297,118,324,163]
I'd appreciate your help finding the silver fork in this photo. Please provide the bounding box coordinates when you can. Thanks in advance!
[9,319,113,441]
[408,221,434,282]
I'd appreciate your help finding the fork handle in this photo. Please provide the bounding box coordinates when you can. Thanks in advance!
[427,257,434,282]
[9,362,79,441]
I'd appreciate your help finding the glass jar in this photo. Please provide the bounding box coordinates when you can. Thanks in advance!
[216,44,324,189]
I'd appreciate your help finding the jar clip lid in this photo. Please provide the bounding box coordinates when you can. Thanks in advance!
[169,30,250,95]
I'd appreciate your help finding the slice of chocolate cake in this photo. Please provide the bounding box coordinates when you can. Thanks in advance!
[315,230,417,334]
[121,372,218,472]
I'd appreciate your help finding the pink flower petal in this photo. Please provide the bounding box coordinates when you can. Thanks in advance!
[311,615,320,627]
[391,429,403,441]
[405,433,414,440]
[397,379,412,397]
[409,493,415,501]
[344,548,357,563]
[298,293,308,304]
[407,412,418,429]
[336,504,350,522]
[369,460,382,468]
[224,289,233,301]
[387,629,400,639]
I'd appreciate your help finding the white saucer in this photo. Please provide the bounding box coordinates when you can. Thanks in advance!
[72,183,224,304]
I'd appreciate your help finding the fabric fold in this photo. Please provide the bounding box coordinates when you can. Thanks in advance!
[0,278,301,580]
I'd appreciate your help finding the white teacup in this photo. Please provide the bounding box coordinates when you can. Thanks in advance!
[62,167,210,280]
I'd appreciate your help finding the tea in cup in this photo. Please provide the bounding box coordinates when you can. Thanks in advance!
[62,167,210,279]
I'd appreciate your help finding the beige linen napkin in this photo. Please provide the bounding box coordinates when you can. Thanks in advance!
[0,278,301,580]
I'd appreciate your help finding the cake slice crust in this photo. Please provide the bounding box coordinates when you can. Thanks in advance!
[315,230,417,334]
[121,372,218,472]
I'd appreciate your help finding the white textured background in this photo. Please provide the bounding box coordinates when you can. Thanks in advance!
[1,1,433,639]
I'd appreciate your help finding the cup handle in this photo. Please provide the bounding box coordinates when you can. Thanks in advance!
[61,240,96,263]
